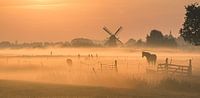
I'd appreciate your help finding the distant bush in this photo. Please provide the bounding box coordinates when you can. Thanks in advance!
[71,38,95,47]
[146,30,177,47]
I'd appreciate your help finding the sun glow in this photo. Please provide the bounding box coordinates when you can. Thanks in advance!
[24,0,67,9]
[30,0,64,5]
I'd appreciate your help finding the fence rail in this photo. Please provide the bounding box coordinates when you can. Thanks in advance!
[157,58,192,76]
[100,60,118,72]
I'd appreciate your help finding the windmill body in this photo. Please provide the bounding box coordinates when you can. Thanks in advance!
[103,26,123,47]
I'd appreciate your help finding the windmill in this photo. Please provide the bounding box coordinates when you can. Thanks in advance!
[103,26,123,47]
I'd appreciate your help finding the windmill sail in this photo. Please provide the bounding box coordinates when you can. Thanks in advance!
[103,26,123,47]
[114,26,122,35]
[103,27,112,36]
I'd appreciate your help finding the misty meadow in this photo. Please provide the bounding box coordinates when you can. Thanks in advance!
[0,0,200,98]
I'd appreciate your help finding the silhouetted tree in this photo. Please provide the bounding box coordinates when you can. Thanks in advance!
[0,41,11,48]
[125,39,136,47]
[31,42,44,48]
[180,3,200,45]
[163,32,177,47]
[176,36,191,46]
[146,30,164,46]
[135,39,145,47]
[62,41,71,47]
[71,38,94,47]
[146,30,177,47]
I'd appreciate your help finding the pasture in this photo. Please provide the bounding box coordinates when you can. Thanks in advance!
[0,48,200,98]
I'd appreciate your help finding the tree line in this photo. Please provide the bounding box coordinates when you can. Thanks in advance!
[0,30,180,48]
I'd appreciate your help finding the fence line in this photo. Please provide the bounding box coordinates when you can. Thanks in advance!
[157,58,192,76]
[100,60,118,72]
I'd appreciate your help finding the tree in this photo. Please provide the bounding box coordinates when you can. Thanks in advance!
[163,32,177,47]
[71,38,94,47]
[125,38,136,47]
[0,41,11,48]
[180,3,200,45]
[146,30,177,47]
[135,39,145,47]
[146,30,164,46]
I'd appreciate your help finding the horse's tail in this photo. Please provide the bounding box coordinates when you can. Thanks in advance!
[154,55,157,65]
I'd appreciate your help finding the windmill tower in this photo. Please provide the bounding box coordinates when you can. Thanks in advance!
[103,26,123,47]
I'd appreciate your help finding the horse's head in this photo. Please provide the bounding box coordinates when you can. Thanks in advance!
[142,51,150,58]
[142,51,145,58]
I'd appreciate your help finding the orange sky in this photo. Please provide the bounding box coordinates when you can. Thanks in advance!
[0,0,199,42]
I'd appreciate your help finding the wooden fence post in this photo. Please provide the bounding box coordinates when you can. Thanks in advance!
[165,58,169,72]
[100,64,103,72]
[114,60,118,72]
[188,59,192,76]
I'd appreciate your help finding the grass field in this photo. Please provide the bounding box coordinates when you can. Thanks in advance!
[0,48,200,98]
[0,79,200,98]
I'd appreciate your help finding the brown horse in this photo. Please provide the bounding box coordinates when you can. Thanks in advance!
[142,51,157,65]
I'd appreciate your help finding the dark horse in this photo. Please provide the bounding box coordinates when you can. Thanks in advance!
[142,51,157,65]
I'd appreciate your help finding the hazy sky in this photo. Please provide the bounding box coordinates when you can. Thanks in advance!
[0,0,199,42]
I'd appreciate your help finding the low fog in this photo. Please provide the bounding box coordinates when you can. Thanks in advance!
[0,48,200,88]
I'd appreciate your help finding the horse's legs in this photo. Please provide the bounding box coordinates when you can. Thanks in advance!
[148,60,150,65]
[153,60,156,66]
